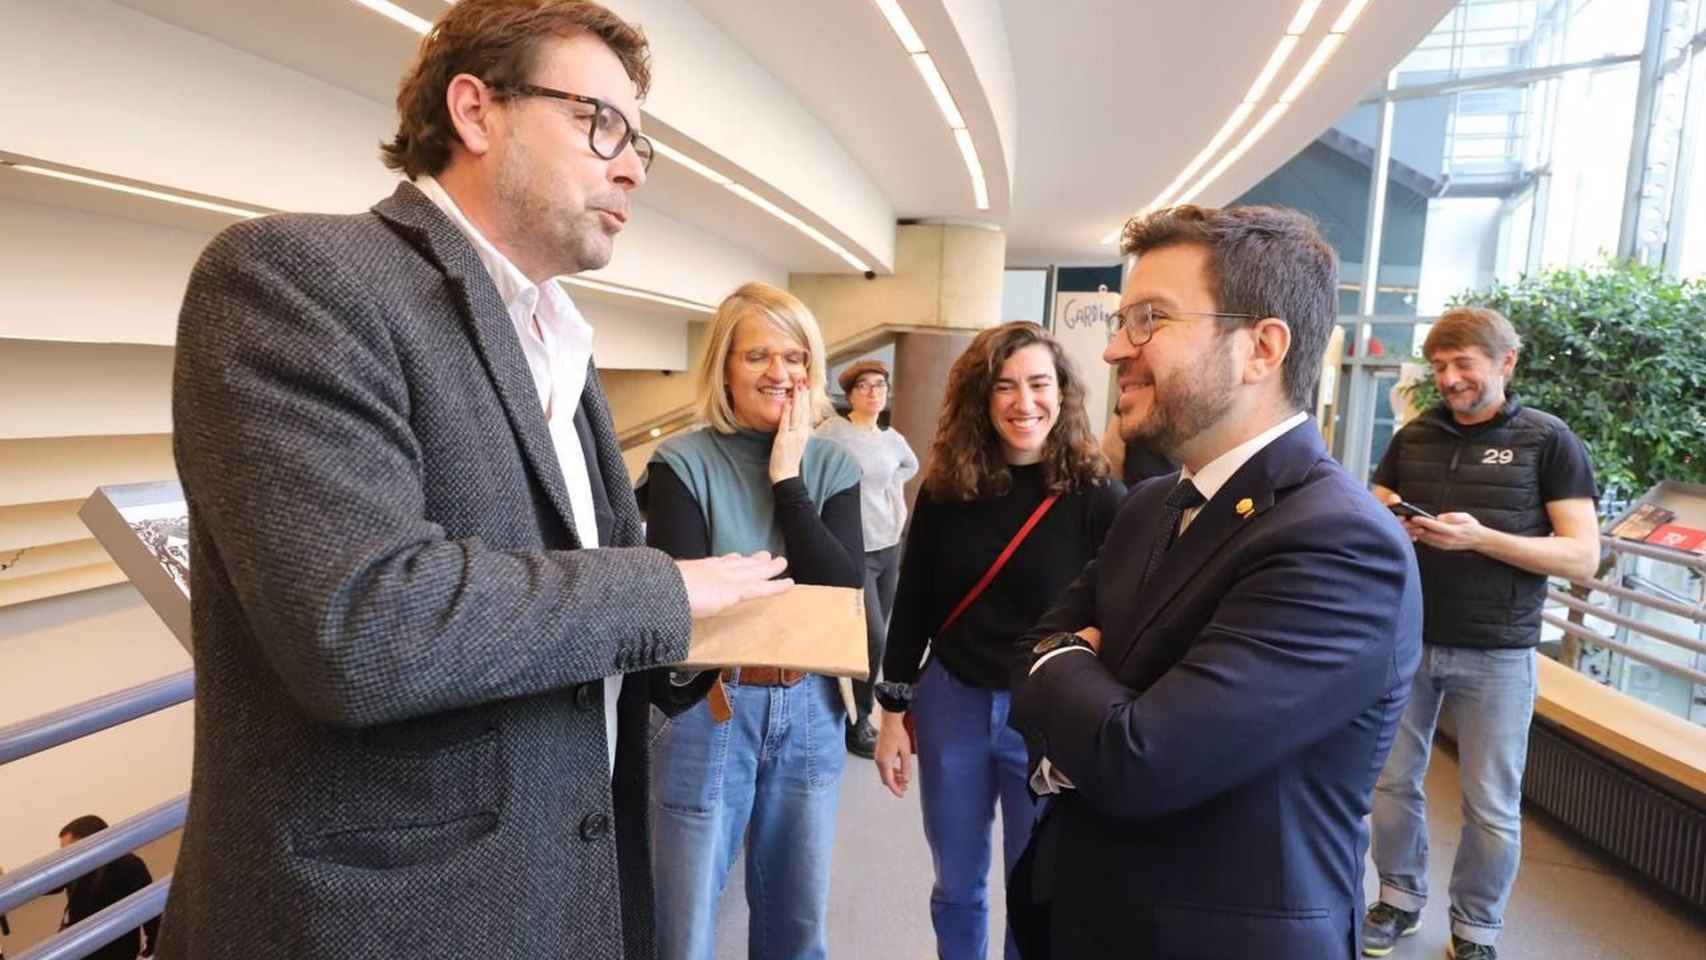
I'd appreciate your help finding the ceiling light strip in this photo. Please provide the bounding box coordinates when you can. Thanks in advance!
[1108,0,1370,243]
[2,162,269,219]
[650,140,732,186]
[953,129,990,211]
[870,1,990,210]
[1278,33,1344,103]
[874,0,927,54]
[913,54,967,129]
[725,184,870,271]
[561,276,715,314]
[1286,0,1326,34]
[352,0,433,34]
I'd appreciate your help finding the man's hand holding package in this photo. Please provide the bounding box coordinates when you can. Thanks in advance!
[677,551,792,618]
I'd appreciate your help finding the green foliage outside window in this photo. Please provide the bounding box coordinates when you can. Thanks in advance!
[1405,260,1706,504]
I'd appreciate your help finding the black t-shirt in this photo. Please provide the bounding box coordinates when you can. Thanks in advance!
[884,464,1125,690]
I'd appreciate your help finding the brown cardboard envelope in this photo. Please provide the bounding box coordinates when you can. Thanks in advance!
[681,585,869,679]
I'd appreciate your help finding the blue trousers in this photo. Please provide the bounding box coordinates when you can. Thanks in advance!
[913,662,1041,960]
[1371,645,1537,946]
[651,675,847,960]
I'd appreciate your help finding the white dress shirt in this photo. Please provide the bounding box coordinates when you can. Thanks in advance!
[417,176,622,776]
[1030,411,1309,793]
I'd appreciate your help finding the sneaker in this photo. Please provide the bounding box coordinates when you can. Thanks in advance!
[1361,902,1421,956]
[1447,936,1496,960]
[845,720,877,759]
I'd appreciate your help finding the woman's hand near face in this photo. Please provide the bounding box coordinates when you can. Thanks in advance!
[769,378,811,484]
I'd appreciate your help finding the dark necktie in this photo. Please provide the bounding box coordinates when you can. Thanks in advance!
[1141,479,1206,588]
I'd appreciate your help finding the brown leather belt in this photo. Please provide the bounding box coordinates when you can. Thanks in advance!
[719,666,806,687]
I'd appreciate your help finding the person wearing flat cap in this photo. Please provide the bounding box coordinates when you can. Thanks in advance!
[816,358,919,758]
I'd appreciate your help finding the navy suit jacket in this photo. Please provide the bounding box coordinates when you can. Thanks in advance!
[1010,420,1422,959]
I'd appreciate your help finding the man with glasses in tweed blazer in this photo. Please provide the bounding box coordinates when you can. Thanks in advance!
[159,3,788,957]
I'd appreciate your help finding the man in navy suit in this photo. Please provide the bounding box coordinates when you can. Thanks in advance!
[1009,204,1423,959]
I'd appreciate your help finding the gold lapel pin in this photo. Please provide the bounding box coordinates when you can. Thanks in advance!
[1235,497,1255,518]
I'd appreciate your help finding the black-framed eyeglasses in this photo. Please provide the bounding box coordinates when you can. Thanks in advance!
[497,83,654,172]
[849,378,889,394]
[1110,302,1265,347]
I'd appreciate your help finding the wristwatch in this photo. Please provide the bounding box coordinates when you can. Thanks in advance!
[874,680,914,713]
[1031,631,1094,664]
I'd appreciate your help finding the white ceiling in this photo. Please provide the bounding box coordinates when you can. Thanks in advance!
[109,0,1456,269]
[687,0,988,221]
[997,0,1457,264]
[109,0,855,274]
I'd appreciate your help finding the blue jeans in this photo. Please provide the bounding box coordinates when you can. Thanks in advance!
[1371,645,1537,946]
[913,662,1040,960]
[651,674,847,960]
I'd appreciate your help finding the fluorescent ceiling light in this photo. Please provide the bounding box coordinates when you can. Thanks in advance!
[874,0,927,54]
[351,0,432,33]
[1286,0,1326,34]
[561,276,714,314]
[725,183,871,272]
[1278,33,1343,103]
[2,162,268,219]
[1331,0,1372,33]
[953,129,990,210]
[1105,0,1365,242]
[1177,102,1292,206]
[1245,35,1300,103]
[1147,101,1255,213]
[912,54,966,129]
[650,140,732,185]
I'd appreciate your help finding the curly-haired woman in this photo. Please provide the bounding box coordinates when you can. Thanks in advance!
[872,322,1123,960]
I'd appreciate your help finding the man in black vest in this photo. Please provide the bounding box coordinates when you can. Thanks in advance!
[1362,306,1599,960]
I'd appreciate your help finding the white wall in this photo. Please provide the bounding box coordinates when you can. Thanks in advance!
[0,585,193,874]
[0,340,175,439]
[0,0,396,214]
[0,199,208,347]
[579,298,692,371]
[1000,268,1048,324]
[0,0,791,311]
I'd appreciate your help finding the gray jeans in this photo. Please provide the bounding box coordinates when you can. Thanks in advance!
[1371,645,1537,946]
[851,544,901,723]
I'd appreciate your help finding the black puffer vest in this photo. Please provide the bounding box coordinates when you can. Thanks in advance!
[1383,395,1566,648]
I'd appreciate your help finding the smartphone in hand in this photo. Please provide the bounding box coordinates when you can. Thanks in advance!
[1388,500,1437,521]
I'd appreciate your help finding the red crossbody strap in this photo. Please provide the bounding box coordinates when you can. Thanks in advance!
[937,493,1061,637]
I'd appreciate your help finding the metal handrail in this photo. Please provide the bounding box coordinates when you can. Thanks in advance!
[1606,536,1706,573]
[1547,589,1706,658]
[1624,572,1703,612]
[1561,572,1706,624]
[0,796,186,917]
[0,670,193,766]
[12,876,171,960]
[1543,612,1706,688]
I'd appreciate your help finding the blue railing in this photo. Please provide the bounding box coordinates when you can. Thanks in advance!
[0,671,194,959]
[0,670,193,765]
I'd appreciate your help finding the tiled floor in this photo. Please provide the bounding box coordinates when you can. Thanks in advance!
[708,740,1706,959]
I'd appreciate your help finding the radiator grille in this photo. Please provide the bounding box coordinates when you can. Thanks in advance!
[1524,720,1706,911]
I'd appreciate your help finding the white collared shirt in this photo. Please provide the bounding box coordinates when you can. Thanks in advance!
[416,176,621,776]
[1030,411,1310,794]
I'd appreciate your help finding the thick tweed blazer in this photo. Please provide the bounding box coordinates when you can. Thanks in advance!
[159,181,693,959]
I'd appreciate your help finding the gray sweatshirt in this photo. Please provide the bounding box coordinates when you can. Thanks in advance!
[814,417,920,551]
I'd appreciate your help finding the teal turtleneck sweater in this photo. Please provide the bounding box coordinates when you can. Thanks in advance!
[646,427,864,588]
